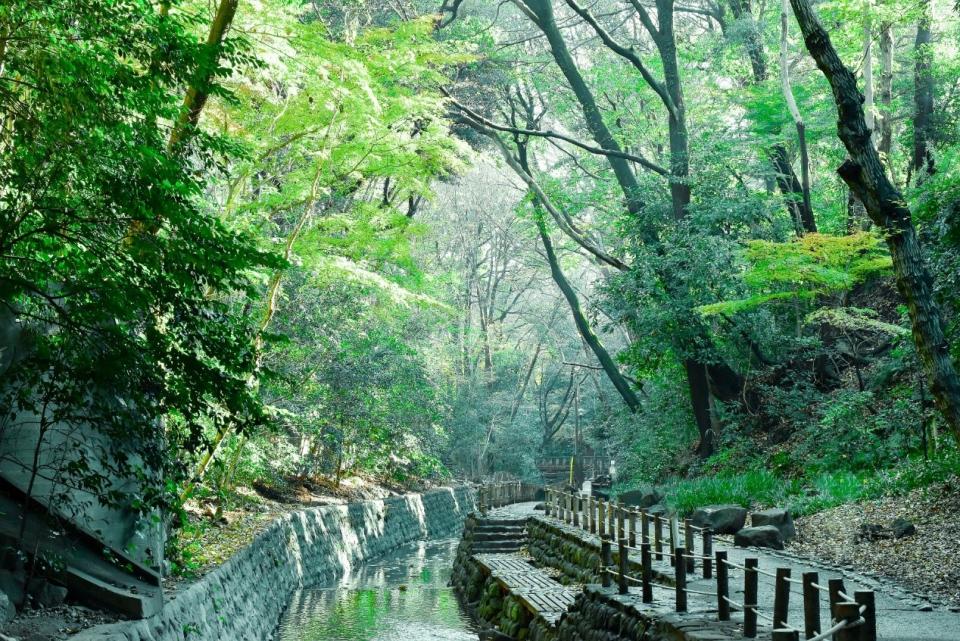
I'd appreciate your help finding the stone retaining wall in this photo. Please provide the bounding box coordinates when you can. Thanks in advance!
[527,518,671,587]
[74,486,474,641]
[527,518,601,585]
[557,586,744,641]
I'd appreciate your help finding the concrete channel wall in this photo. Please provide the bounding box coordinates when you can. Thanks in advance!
[74,486,474,641]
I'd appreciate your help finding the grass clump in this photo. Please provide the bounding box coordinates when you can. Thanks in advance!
[664,470,798,515]
[647,450,960,518]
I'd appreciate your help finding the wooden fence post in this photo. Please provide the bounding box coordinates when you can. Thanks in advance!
[828,578,845,621]
[855,590,877,641]
[774,568,791,630]
[628,509,637,547]
[772,631,799,641]
[601,537,612,588]
[744,557,758,638]
[618,538,628,595]
[674,545,687,612]
[618,503,626,541]
[598,500,607,538]
[588,497,595,533]
[684,518,695,573]
[668,516,677,568]
[641,511,649,544]
[802,572,820,640]
[703,528,712,579]
[834,601,860,641]
[641,542,653,604]
[573,494,580,528]
[716,550,729,621]
[653,514,663,560]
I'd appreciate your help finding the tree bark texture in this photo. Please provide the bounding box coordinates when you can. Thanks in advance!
[790,0,960,443]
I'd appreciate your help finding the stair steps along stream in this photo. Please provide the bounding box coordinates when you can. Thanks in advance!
[454,486,883,641]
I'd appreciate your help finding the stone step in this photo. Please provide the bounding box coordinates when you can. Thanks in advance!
[472,532,525,542]
[476,518,527,527]
[472,541,525,552]
[474,525,526,535]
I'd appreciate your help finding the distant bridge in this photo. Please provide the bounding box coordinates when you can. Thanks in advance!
[536,455,612,486]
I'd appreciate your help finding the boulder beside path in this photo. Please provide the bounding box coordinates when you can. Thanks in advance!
[734,525,785,550]
[691,504,747,534]
[751,508,796,541]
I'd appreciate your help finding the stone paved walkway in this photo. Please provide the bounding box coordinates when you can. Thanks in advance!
[700,535,960,641]
[533,511,960,640]
[485,501,541,519]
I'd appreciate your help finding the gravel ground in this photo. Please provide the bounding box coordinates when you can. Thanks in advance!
[0,603,121,641]
[787,477,960,607]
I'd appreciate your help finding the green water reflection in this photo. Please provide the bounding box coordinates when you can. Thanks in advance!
[276,539,477,641]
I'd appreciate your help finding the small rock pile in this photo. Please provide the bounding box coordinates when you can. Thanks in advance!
[0,548,69,627]
[689,504,796,550]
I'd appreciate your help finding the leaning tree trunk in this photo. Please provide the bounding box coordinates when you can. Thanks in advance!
[532,213,640,413]
[790,0,960,444]
[523,0,645,219]
[507,137,641,412]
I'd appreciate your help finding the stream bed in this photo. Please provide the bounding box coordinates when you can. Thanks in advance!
[275,538,478,641]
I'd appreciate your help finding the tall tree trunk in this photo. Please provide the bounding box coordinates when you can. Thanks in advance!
[522,0,646,220]
[878,22,894,160]
[168,0,240,152]
[912,0,935,181]
[732,0,814,232]
[779,0,816,233]
[565,0,725,455]
[790,0,960,444]
[651,0,716,456]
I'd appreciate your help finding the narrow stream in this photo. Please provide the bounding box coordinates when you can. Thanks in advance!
[275,539,478,641]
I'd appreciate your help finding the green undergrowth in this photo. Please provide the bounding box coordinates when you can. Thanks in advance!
[618,449,960,518]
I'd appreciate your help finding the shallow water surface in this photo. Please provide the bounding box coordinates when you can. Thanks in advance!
[275,539,478,641]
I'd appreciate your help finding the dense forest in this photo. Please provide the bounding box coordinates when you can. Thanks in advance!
[3,0,960,578]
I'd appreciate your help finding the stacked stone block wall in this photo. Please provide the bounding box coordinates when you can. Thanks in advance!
[73,487,474,641]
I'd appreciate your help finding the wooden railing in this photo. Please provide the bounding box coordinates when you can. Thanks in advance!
[545,489,877,641]
[477,481,541,511]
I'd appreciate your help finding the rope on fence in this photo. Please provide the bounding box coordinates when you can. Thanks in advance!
[804,616,865,641]
[748,606,774,623]
[721,559,748,571]
[753,566,778,579]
